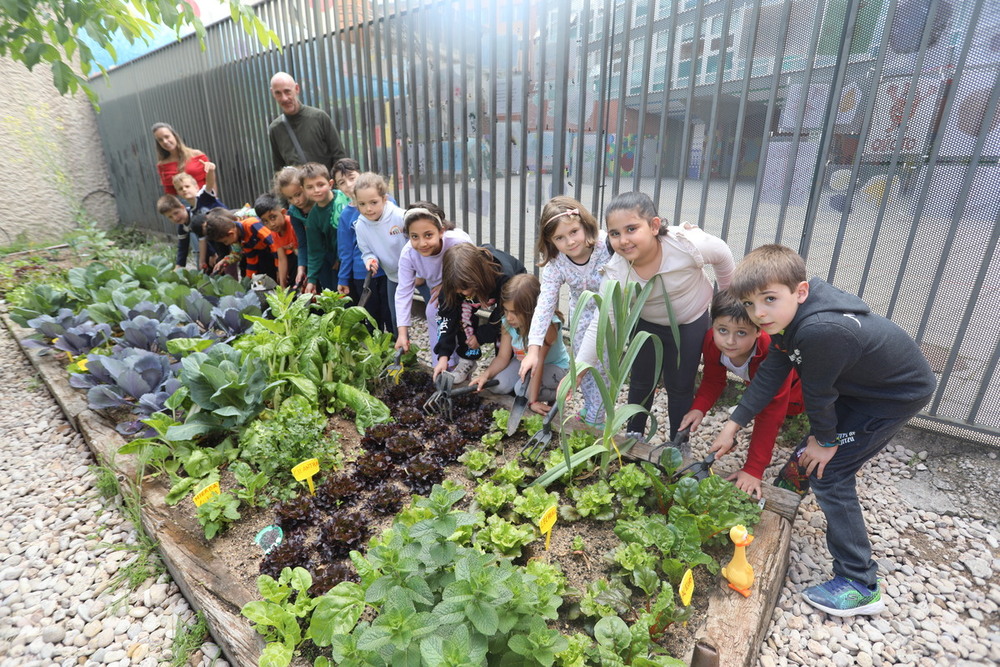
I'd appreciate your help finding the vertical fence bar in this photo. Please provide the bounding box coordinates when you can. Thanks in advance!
[743,0,795,255]
[573,0,591,204]
[474,1,484,239]
[915,74,1000,344]
[632,0,657,193]
[798,0,863,260]
[970,330,1000,424]
[884,0,982,323]
[488,2,499,245]
[591,1,614,216]
[929,207,1000,415]
[394,0,412,197]
[773,0,826,243]
[611,0,634,198]
[826,0,900,283]
[503,0,516,235]
[533,5,549,228]
[517,0,530,245]
[444,4,456,218]
[405,0,422,200]
[434,5,447,207]
[371,0,390,178]
[698,0,735,231]
[673,0,706,226]
[550,0,573,199]
[651,1,681,210]
[720,0,762,242]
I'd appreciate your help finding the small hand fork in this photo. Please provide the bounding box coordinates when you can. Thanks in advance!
[520,406,560,462]
[422,371,454,417]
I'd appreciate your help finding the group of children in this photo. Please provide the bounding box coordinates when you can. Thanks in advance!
[158,170,935,619]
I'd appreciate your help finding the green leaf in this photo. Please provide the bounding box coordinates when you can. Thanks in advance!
[306,582,365,646]
[464,598,499,636]
[259,642,293,667]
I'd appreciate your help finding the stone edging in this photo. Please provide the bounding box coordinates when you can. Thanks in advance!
[4,312,799,667]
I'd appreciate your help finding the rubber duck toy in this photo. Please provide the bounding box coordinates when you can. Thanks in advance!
[721,524,754,597]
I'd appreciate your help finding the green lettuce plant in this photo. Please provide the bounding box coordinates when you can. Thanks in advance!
[512,485,559,524]
[565,480,615,521]
[473,481,517,514]
[474,515,536,557]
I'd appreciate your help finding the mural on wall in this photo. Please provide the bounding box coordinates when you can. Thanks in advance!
[863,74,943,156]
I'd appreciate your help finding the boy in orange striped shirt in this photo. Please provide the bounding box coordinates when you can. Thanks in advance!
[255,192,302,288]
[204,208,286,284]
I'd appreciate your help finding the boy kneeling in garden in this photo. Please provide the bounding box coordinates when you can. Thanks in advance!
[205,208,286,285]
[711,244,935,617]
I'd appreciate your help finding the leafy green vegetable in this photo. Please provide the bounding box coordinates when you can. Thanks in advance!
[458,449,494,477]
[473,481,517,513]
[512,485,559,524]
[491,459,527,486]
[474,515,536,557]
[195,491,241,540]
[567,480,615,521]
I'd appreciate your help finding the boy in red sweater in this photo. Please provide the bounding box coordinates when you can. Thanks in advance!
[679,290,803,499]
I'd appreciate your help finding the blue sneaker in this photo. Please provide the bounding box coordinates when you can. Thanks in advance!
[802,576,885,617]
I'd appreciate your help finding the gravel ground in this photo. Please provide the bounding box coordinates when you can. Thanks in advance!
[1,314,998,666]
[0,326,226,667]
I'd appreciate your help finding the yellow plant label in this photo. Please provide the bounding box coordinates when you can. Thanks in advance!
[292,458,320,495]
[539,506,557,533]
[539,505,558,551]
[193,482,221,507]
[679,569,694,606]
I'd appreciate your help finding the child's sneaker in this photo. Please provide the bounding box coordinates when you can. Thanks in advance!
[567,409,605,433]
[450,359,476,384]
[802,576,885,617]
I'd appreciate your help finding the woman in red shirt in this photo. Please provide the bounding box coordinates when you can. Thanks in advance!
[152,122,212,195]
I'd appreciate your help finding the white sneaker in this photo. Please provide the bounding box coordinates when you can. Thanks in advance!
[450,359,476,384]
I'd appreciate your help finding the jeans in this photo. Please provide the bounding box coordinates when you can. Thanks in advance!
[807,402,921,586]
[626,312,710,439]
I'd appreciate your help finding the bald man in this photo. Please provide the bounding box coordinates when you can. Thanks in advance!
[268,72,347,172]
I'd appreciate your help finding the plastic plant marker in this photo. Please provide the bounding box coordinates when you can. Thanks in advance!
[193,481,221,507]
[539,505,558,551]
[292,458,320,495]
[680,569,694,606]
[254,525,284,555]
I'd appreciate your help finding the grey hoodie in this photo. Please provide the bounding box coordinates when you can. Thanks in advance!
[731,277,936,443]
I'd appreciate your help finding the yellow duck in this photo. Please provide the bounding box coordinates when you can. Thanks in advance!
[721,524,754,597]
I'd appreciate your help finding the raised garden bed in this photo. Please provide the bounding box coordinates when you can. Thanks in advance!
[5,306,801,667]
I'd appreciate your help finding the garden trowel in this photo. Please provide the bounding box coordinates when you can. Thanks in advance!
[506,371,531,435]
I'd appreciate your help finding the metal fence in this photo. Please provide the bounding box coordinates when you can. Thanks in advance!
[92,0,1000,444]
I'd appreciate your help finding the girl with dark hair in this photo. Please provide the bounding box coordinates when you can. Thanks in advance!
[577,192,736,440]
[434,243,526,384]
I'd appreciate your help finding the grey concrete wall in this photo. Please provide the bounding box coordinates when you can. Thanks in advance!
[0,57,117,246]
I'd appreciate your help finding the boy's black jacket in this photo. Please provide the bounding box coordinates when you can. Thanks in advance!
[434,244,526,358]
[731,277,936,443]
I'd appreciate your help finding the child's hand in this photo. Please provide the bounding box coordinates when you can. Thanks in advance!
[295,266,307,287]
[212,258,228,274]
[337,284,351,296]
[366,258,380,274]
[433,356,450,379]
[529,401,551,416]
[679,409,705,433]
[710,420,741,459]
[727,470,763,499]
[415,277,426,286]
[303,282,318,294]
[466,334,480,350]
[429,284,441,307]
[395,333,410,352]
[518,347,540,382]
[470,373,491,391]
[798,435,838,479]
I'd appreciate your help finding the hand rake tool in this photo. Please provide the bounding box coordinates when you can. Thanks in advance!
[520,405,560,462]
[422,372,498,421]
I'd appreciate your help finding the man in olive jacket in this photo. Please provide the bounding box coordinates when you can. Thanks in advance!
[268,72,346,172]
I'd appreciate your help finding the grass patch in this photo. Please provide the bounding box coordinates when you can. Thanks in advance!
[171,611,210,667]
